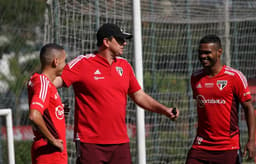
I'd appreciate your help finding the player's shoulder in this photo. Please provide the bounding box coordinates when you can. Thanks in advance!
[29,73,39,81]
[116,56,128,62]
[28,73,51,88]
[115,57,133,69]
[223,66,243,76]
[67,53,96,69]
[191,69,204,78]
[224,66,248,86]
[84,53,96,59]
[116,57,131,66]
[223,66,247,81]
[30,73,48,82]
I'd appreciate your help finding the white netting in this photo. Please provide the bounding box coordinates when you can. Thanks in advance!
[45,0,256,163]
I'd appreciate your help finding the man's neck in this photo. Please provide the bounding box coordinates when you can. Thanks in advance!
[41,69,56,82]
[97,49,115,65]
[206,64,223,77]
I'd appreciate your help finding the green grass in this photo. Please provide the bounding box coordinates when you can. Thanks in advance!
[1,140,32,164]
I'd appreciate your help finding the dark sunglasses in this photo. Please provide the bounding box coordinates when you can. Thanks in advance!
[114,37,126,45]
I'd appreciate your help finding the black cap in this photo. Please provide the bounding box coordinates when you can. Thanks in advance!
[97,23,132,46]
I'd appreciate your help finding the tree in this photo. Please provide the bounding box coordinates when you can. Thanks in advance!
[0,0,45,125]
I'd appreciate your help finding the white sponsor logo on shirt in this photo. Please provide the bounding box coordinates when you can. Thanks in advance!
[196,136,203,145]
[196,95,226,108]
[94,69,101,75]
[204,83,214,88]
[55,105,64,120]
[94,76,104,80]
[93,69,104,80]
[196,83,202,88]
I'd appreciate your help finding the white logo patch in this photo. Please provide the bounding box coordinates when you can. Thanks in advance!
[217,80,227,90]
[93,69,104,80]
[94,76,104,80]
[94,69,101,75]
[116,67,123,76]
[196,136,203,145]
[55,105,64,120]
[54,93,59,100]
[205,83,214,88]
[196,95,226,108]
[196,83,202,88]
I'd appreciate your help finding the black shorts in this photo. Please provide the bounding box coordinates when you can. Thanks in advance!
[76,142,132,164]
[186,148,241,164]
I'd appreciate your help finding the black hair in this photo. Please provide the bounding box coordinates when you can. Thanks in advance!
[40,43,64,65]
[199,34,222,49]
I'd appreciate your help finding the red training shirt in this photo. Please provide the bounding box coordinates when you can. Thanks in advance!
[61,54,141,144]
[191,65,251,151]
[27,73,67,163]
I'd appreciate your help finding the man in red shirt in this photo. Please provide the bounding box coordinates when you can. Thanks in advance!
[54,23,179,164]
[27,43,67,164]
[248,79,256,163]
[186,35,255,164]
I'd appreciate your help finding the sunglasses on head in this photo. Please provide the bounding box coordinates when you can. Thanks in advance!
[114,36,126,45]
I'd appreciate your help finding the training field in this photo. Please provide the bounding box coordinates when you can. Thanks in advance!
[1,0,256,163]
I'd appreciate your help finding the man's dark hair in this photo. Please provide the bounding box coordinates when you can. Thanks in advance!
[40,43,64,65]
[200,34,222,49]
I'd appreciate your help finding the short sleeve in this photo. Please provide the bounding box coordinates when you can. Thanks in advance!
[61,56,84,87]
[233,72,251,103]
[128,63,141,94]
[29,76,50,114]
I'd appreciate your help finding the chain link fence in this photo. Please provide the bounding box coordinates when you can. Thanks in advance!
[0,0,256,163]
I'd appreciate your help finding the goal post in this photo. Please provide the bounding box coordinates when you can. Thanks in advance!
[0,109,15,164]
[133,0,146,164]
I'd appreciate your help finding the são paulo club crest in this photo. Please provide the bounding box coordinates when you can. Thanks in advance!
[217,80,227,91]
[55,105,64,120]
[116,66,123,76]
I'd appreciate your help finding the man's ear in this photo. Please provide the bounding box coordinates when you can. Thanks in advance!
[217,48,222,57]
[103,38,110,47]
[52,58,58,68]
